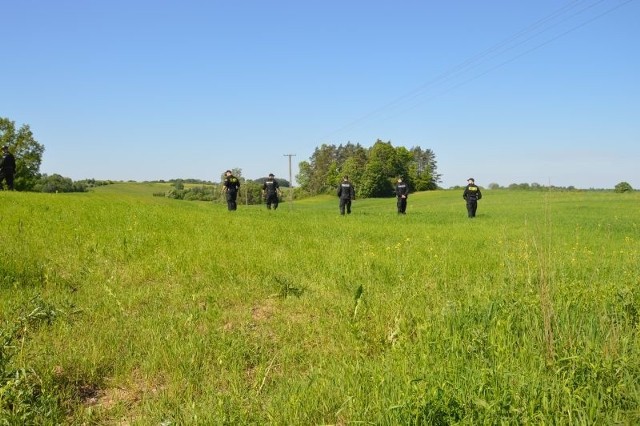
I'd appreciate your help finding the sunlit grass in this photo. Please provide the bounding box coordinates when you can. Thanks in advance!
[1,186,639,424]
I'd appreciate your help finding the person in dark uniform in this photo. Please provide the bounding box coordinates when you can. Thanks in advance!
[223,170,240,211]
[0,145,16,191]
[337,175,355,215]
[395,177,409,214]
[463,178,482,218]
[262,173,281,210]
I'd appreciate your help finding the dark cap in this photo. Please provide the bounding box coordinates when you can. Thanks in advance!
[467,178,474,182]
[268,173,274,177]
[225,170,232,174]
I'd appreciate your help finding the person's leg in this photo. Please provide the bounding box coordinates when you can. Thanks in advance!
[229,193,238,210]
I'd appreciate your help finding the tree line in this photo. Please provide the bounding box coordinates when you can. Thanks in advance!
[2,116,634,196]
[296,140,441,198]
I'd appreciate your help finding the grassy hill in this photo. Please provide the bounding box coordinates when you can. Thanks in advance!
[1,185,639,424]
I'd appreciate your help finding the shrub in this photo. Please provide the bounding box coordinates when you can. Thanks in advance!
[614,182,633,193]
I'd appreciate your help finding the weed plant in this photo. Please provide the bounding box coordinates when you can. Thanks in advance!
[1,185,639,424]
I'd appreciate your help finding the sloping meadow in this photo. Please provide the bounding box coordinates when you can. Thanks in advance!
[1,185,639,424]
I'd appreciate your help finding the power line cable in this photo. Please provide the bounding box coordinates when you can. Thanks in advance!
[383,0,635,121]
[320,0,635,140]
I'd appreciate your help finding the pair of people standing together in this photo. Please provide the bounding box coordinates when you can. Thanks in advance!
[336,176,409,215]
[222,170,281,211]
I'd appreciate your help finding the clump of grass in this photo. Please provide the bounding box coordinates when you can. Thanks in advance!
[1,296,63,423]
[273,277,304,299]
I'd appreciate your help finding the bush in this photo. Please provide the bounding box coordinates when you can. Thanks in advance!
[614,182,633,193]
[33,174,87,193]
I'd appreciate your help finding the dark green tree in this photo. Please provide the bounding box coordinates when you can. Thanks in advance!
[296,161,312,190]
[369,140,400,176]
[336,143,368,188]
[358,141,401,197]
[340,155,366,188]
[614,181,633,193]
[0,117,45,191]
[297,144,339,194]
[409,146,440,190]
[359,159,390,198]
[394,145,413,183]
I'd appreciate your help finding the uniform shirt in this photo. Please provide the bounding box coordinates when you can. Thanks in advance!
[224,175,240,193]
[337,181,355,199]
[263,179,279,194]
[395,182,408,198]
[463,184,482,202]
[0,152,16,173]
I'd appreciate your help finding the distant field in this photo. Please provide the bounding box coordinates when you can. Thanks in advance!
[1,184,639,424]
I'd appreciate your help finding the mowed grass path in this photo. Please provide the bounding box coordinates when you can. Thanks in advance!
[1,185,639,424]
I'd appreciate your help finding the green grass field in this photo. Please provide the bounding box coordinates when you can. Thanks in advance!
[1,185,639,424]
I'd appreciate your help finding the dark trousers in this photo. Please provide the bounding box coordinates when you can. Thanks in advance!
[466,200,477,217]
[339,198,352,215]
[0,171,14,190]
[226,192,238,211]
[266,193,279,209]
[397,197,407,214]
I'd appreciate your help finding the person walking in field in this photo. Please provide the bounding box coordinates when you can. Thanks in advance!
[0,145,16,191]
[223,170,240,211]
[262,173,281,210]
[337,175,355,215]
[395,177,409,214]
[463,177,482,218]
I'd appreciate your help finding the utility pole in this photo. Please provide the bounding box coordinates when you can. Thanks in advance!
[283,154,296,207]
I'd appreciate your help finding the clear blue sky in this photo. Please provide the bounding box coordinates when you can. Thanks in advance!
[2,0,638,189]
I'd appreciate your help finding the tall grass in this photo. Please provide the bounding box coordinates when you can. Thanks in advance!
[1,185,639,424]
